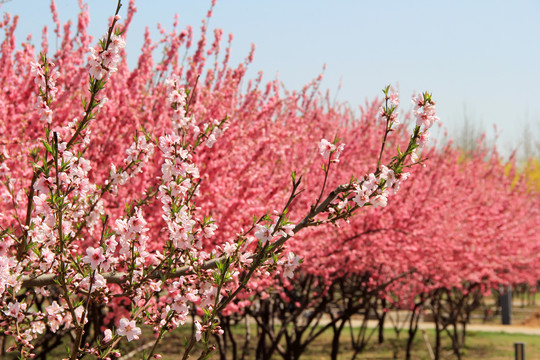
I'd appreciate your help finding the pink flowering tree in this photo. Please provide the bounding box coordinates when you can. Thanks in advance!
[204,79,540,360]
[0,1,438,359]
[197,85,441,360]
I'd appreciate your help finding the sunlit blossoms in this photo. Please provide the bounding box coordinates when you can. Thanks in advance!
[412,92,438,130]
[30,57,59,124]
[88,32,126,80]
[0,0,465,359]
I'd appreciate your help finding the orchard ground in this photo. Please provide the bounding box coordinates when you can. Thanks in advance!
[157,304,540,359]
[135,298,540,358]
[28,301,540,359]
[101,306,540,359]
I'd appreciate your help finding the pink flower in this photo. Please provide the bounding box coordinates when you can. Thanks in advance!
[379,165,394,180]
[239,252,253,265]
[45,301,63,333]
[415,111,438,129]
[185,291,199,303]
[283,252,301,279]
[223,242,237,257]
[318,139,336,160]
[117,318,141,342]
[371,194,388,208]
[418,131,430,148]
[45,301,63,316]
[82,247,105,270]
[5,301,25,322]
[352,186,370,207]
[412,92,425,109]
[254,224,273,243]
[282,223,295,237]
[110,34,126,50]
[103,329,113,343]
[410,149,419,163]
[100,50,119,68]
[379,165,396,187]
[203,222,218,238]
[389,91,400,107]
[80,273,107,293]
[89,60,105,80]
[332,143,345,163]
[194,320,203,341]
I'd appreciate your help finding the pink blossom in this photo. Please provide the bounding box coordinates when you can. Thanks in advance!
[318,138,336,160]
[149,280,162,292]
[110,34,126,50]
[371,194,388,208]
[418,131,430,148]
[45,301,63,316]
[379,165,396,187]
[283,252,301,279]
[45,301,64,333]
[200,286,218,308]
[103,329,113,343]
[203,221,218,238]
[117,318,141,342]
[31,321,46,335]
[389,91,400,107]
[5,301,26,322]
[254,224,273,243]
[239,252,253,265]
[82,247,105,270]
[80,273,107,293]
[352,185,370,207]
[412,92,425,109]
[194,320,203,341]
[332,143,345,163]
[282,223,295,237]
[410,149,419,163]
[185,291,199,303]
[223,242,237,257]
[89,60,105,80]
[415,111,438,129]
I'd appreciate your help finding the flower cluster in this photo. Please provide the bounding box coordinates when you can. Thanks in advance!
[280,252,302,279]
[165,74,199,135]
[88,32,126,81]
[411,92,439,162]
[254,220,294,244]
[140,76,228,343]
[376,86,400,127]
[412,92,438,130]
[318,138,345,162]
[352,165,407,208]
[30,56,59,124]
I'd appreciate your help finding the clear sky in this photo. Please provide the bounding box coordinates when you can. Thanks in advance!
[3,0,539,155]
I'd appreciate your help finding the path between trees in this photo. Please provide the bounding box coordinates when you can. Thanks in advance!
[358,319,540,335]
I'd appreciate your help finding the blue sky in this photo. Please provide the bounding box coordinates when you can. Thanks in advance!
[3,0,539,155]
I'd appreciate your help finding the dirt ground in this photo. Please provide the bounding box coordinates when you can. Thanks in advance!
[522,309,540,327]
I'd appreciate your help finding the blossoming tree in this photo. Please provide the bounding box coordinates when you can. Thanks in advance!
[0,1,439,359]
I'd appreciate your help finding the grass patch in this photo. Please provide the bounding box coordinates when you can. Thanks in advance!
[147,325,540,359]
[7,322,540,359]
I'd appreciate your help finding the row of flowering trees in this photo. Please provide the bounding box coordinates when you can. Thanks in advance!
[0,1,539,359]
[215,136,540,360]
[0,1,441,359]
